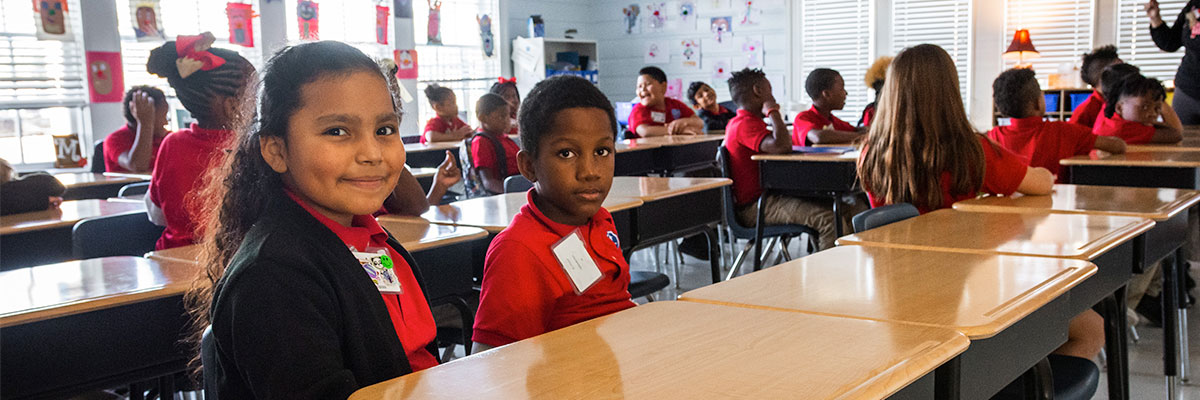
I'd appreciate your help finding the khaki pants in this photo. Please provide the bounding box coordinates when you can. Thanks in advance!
[736,194,866,250]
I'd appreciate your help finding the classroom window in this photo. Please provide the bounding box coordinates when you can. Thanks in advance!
[1002,0,1094,87]
[799,0,872,123]
[412,0,501,132]
[1116,0,1188,85]
[891,0,972,104]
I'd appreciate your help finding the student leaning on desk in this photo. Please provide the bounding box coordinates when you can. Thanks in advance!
[0,158,65,216]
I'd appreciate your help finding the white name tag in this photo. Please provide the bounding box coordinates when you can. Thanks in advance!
[551,230,603,294]
[353,249,403,294]
[651,111,666,123]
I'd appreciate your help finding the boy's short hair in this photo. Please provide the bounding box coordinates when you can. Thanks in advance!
[476,93,509,118]
[727,68,767,107]
[805,68,841,100]
[1081,45,1120,87]
[518,75,616,155]
[122,85,168,126]
[992,68,1041,118]
[686,81,709,105]
[638,66,667,84]
[424,84,454,104]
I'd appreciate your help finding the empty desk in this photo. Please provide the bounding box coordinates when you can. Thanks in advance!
[1,199,146,269]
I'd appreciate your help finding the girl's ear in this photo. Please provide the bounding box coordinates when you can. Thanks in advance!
[260,135,289,174]
[516,149,537,183]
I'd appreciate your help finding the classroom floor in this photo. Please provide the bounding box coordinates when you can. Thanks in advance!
[624,244,1200,400]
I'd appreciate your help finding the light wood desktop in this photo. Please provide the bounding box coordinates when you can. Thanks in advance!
[0,199,145,235]
[407,167,438,180]
[608,176,732,201]
[404,141,461,154]
[388,192,644,233]
[623,133,725,147]
[751,151,860,163]
[349,301,967,400]
[1060,150,1200,168]
[615,141,663,153]
[953,184,1200,221]
[52,172,146,189]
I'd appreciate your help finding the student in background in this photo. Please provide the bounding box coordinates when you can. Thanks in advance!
[465,93,520,196]
[724,68,853,250]
[145,33,256,250]
[793,68,863,146]
[472,76,635,352]
[858,56,892,129]
[627,66,704,138]
[989,68,1126,182]
[421,84,471,144]
[377,59,461,213]
[1071,45,1123,128]
[189,41,439,399]
[490,77,520,136]
[104,86,170,173]
[1094,72,1184,144]
[0,158,65,216]
[687,81,736,131]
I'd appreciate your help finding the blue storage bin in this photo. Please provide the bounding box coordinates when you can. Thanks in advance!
[1044,93,1060,113]
[1069,93,1091,112]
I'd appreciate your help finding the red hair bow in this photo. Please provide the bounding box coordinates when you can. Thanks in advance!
[175,32,226,79]
[497,77,516,84]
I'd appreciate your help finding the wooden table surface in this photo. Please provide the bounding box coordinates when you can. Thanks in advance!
[51,172,146,189]
[623,133,725,147]
[0,256,196,327]
[608,176,732,201]
[953,184,1200,221]
[836,209,1155,260]
[615,141,663,153]
[349,301,968,400]
[1060,150,1200,167]
[145,244,200,265]
[408,167,439,180]
[681,246,1096,339]
[751,151,860,162]
[403,141,461,154]
[1127,137,1200,152]
[388,192,644,233]
[0,199,145,235]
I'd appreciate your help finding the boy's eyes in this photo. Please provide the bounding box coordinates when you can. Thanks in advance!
[556,149,576,158]
[596,148,612,157]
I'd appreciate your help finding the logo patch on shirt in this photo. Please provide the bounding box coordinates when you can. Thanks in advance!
[607,231,620,248]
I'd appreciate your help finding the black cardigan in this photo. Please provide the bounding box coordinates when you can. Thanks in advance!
[205,196,439,399]
[1150,0,1200,99]
[0,173,65,216]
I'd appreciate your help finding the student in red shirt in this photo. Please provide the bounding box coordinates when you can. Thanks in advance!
[473,75,635,351]
[490,77,520,136]
[465,93,520,196]
[1071,45,1123,128]
[104,86,170,173]
[988,68,1126,181]
[627,66,704,138]
[687,81,736,131]
[189,41,439,399]
[144,33,255,250]
[421,84,471,144]
[1094,72,1183,144]
[793,68,864,146]
[858,56,892,129]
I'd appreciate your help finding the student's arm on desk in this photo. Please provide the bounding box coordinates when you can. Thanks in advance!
[1150,103,1184,143]
[668,115,705,135]
[635,124,671,137]
[424,125,472,143]
[144,188,166,226]
[1017,167,1055,195]
[806,128,865,145]
[1094,136,1127,154]
[759,101,792,154]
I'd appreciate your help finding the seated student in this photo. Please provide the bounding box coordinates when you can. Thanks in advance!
[1094,72,1183,144]
[1071,45,1123,128]
[627,66,704,138]
[192,41,439,399]
[858,56,892,128]
[793,68,863,146]
[0,158,65,216]
[422,84,471,144]
[724,68,853,250]
[376,59,461,213]
[465,93,520,196]
[687,81,736,131]
[472,75,635,351]
[491,77,520,136]
[145,33,256,250]
[104,86,170,173]
[988,68,1126,182]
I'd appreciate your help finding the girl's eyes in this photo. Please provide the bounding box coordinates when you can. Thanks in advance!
[377,126,396,136]
[324,127,349,136]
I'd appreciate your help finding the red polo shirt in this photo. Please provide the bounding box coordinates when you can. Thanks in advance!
[724,109,773,206]
[285,191,439,372]
[421,115,467,144]
[472,190,636,347]
[1092,111,1157,144]
[469,130,520,177]
[627,97,695,139]
[1069,90,1104,128]
[987,116,1097,180]
[149,123,230,250]
[863,136,1028,213]
[792,106,856,146]
[103,124,166,173]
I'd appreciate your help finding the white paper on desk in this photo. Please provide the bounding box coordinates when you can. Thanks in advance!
[552,229,603,294]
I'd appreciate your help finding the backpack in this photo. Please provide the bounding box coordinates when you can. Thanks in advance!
[460,131,510,198]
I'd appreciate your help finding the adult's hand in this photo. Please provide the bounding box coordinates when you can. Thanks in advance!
[1146,0,1165,28]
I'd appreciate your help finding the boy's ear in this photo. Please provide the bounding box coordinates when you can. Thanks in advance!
[260,135,289,174]
[516,149,537,183]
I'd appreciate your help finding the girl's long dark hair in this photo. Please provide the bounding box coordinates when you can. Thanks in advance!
[184,40,396,376]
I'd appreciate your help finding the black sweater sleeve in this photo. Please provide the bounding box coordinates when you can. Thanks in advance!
[1150,4,1190,52]
[0,173,66,216]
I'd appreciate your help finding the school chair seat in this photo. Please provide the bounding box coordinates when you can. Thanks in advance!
[71,211,164,259]
[118,182,150,197]
[993,355,1100,400]
[201,325,218,400]
[91,140,106,173]
[628,270,670,301]
[503,175,533,193]
[851,203,919,233]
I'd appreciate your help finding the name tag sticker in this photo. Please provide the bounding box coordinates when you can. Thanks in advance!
[353,249,403,294]
[551,229,603,294]
[651,111,666,123]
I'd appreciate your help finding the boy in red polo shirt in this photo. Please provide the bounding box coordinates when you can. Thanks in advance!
[1071,45,1123,128]
[472,75,635,351]
[1094,73,1183,144]
[104,86,170,173]
[627,66,704,138]
[793,68,863,146]
[988,68,1126,182]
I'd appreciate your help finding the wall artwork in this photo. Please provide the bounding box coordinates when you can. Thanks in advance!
[478,14,494,58]
[226,2,255,47]
[130,0,165,42]
[394,49,418,79]
[644,2,667,32]
[679,39,701,70]
[375,5,389,45]
[710,57,731,81]
[644,40,668,64]
[33,0,73,41]
[622,4,640,35]
[297,0,319,40]
[710,16,731,42]
[665,78,683,100]
[738,1,761,26]
[86,51,124,103]
[427,0,442,45]
[733,34,763,70]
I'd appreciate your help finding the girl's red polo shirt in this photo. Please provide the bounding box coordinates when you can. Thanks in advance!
[103,124,167,173]
[1092,110,1157,144]
[1070,90,1105,128]
[149,123,229,250]
[986,116,1097,180]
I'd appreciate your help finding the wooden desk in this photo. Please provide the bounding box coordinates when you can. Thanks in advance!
[1061,151,1200,190]
[643,134,725,175]
[681,246,1095,399]
[53,172,147,201]
[0,256,196,399]
[1127,136,1200,152]
[397,192,643,234]
[1,199,147,270]
[349,301,968,400]
[145,244,200,265]
[408,166,439,193]
[404,141,462,168]
[609,177,731,283]
[614,141,662,176]
[608,176,731,201]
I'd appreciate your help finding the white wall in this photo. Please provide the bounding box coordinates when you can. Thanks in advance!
[501,0,596,78]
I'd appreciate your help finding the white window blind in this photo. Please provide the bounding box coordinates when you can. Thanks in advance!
[412,0,500,130]
[891,0,972,103]
[1117,0,1187,84]
[799,0,872,123]
[1002,0,1093,87]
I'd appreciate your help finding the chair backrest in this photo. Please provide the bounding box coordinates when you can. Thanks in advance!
[503,175,533,193]
[851,203,919,233]
[118,182,150,197]
[716,146,754,238]
[614,101,636,125]
[72,211,165,259]
[90,140,106,173]
[201,325,218,400]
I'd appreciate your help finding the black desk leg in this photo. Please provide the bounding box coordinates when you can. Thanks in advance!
[1102,290,1130,400]
[703,226,721,283]
[1025,358,1054,400]
[933,356,962,400]
[1177,252,1191,383]
[1163,252,1181,398]
[831,195,843,239]
[753,194,766,272]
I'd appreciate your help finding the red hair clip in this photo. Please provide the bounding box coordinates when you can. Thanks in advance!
[497,77,516,84]
[175,32,226,79]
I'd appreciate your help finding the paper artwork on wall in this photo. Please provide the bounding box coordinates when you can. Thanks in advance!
[226,2,255,47]
[644,40,669,64]
[710,57,731,81]
[297,0,319,40]
[710,16,732,42]
[679,39,701,70]
[622,4,640,35]
[478,14,494,57]
[665,78,683,100]
[738,1,761,26]
[86,51,124,103]
[644,2,667,32]
[376,5,390,45]
[427,0,442,45]
[733,34,763,70]
[130,0,166,42]
[394,49,418,79]
[33,0,73,41]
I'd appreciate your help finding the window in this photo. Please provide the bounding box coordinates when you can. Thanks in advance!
[1003,0,1093,87]
[799,0,872,122]
[0,0,87,166]
[1117,0,1188,84]
[412,0,500,132]
[891,0,972,103]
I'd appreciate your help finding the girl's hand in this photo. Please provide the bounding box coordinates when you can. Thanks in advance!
[435,150,461,187]
[47,196,63,209]
[131,92,156,125]
[1146,0,1164,27]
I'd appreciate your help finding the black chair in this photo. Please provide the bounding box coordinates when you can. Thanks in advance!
[717,146,818,280]
[118,182,151,197]
[90,140,106,173]
[201,326,218,400]
[851,203,919,232]
[503,175,533,193]
[71,211,164,259]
